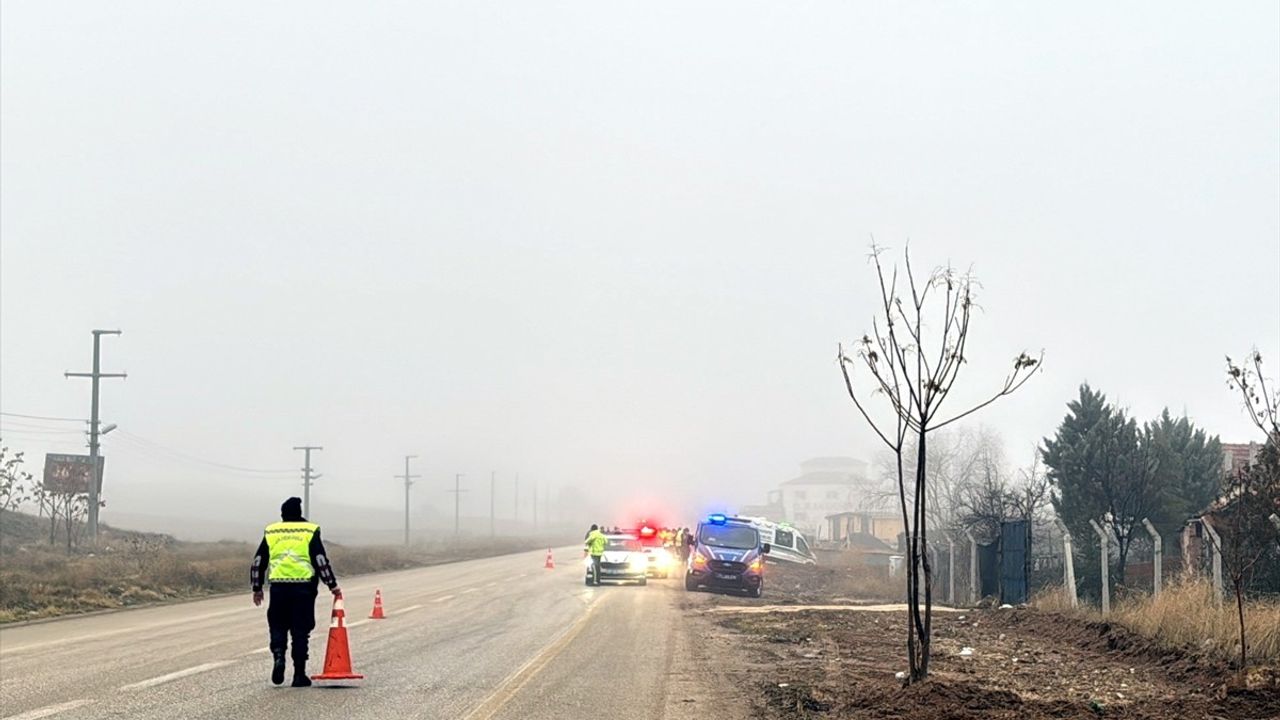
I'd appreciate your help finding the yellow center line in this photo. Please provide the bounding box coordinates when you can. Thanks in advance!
[460,596,605,720]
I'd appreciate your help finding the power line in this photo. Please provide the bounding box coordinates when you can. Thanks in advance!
[0,411,84,422]
[108,435,297,481]
[116,430,295,474]
[0,424,85,435]
[0,434,87,451]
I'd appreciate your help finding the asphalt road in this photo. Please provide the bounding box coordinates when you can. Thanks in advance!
[0,548,739,720]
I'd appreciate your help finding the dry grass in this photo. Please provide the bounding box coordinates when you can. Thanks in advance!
[1033,581,1280,666]
[0,537,564,623]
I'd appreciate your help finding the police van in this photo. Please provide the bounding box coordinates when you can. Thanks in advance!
[685,514,769,597]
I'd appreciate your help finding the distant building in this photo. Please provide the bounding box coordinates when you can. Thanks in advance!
[1222,442,1263,475]
[738,496,785,519]
[778,457,873,537]
[823,511,903,548]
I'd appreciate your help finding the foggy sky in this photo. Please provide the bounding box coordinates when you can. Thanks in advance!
[2,2,1278,538]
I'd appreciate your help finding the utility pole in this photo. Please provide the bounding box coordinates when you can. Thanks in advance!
[490,471,496,538]
[293,446,323,517]
[446,473,467,537]
[397,456,420,546]
[65,329,126,545]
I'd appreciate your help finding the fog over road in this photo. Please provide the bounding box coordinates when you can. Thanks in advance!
[0,549,735,720]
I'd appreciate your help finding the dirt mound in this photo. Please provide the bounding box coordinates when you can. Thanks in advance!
[700,601,1280,720]
[998,609,1227,684]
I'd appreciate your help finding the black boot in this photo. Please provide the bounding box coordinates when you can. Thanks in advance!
[271,652,287,686]
[291,666,312,687]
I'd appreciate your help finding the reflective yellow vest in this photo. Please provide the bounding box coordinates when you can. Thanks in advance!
[265,521,319,582]
[585,529,607,556]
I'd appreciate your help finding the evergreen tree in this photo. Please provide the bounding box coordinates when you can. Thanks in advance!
[1145,409,1223,538]
[1042,385,1156,589]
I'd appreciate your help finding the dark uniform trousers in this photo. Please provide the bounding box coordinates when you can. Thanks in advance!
[267,583,318,663]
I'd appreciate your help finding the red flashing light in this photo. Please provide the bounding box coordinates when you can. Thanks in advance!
[640,526,656,537]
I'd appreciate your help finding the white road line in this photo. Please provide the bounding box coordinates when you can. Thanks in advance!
[243,647,272,656]
[433,594,455,603]
[1,607,253,656]
[399,604,424,613]
[461,587,478,594]
[484,582,497,588]
[118,661,234,691]
[1,699,92,720]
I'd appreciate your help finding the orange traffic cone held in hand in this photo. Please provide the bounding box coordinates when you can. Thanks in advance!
[369,589,386,619]
[545,548,555,569]
[312,595,364,682]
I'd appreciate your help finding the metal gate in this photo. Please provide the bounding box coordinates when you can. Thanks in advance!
[1000,520,1030,605]
[978,541,999,599]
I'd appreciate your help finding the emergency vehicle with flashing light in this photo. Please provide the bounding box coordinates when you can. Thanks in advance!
[684,514,769,597]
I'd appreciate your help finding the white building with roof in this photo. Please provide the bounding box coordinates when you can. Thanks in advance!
[778,457,874,538]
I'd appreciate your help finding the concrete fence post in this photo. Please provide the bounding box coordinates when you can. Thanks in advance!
[965,528,979,606]
[1141,518,1162,599]
[1200,516,1223,603]
[946,533,957,606]
[1088,519,1110,617]
[926,542,940,602]
[1057,521,1078,609]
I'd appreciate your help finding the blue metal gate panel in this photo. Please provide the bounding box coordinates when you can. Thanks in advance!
[1000,520,1030,605]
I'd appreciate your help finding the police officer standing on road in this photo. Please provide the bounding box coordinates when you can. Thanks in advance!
[583,523,607,586]
[250,497,341,687]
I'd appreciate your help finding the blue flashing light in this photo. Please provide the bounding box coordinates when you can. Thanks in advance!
[708,513,727,525]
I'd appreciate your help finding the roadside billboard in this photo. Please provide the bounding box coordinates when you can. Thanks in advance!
[42,453,104,495]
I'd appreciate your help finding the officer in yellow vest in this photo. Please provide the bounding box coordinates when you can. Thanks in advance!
[250,497,341,687]
[583,524,608,586]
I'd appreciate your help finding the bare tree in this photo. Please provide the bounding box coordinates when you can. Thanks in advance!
[838,244,1042,682]
[1218,351,1280,673]
[27,477,93,552]
[870,427,1005,531]
[29,474,61,546]
[1009,453,1052,525]
[0,444,33,515]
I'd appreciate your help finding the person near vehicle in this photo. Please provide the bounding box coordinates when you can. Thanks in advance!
[583,523,608,586]
[682,526,695,562]
[250,497,341,687]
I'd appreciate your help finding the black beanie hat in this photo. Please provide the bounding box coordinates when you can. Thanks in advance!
[281,497,303,520]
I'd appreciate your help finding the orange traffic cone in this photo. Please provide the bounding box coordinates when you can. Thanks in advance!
[544,548,555,569]
[369,589,386,619]
[312,595,364,682]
